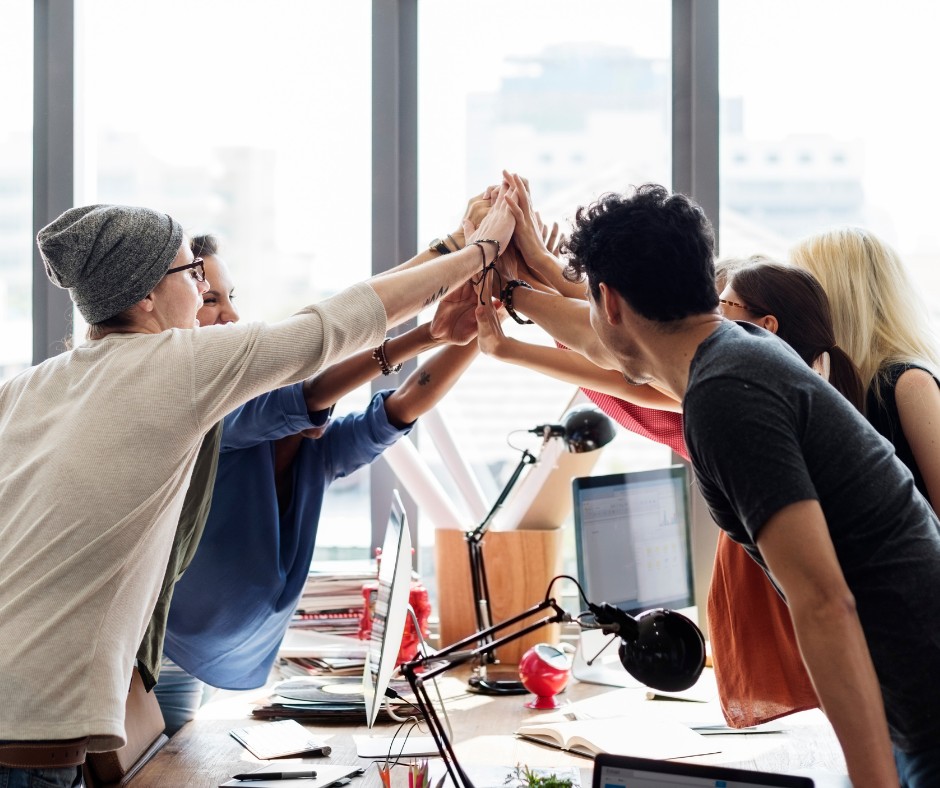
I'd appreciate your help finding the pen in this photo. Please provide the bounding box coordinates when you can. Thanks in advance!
[233,770,317,781]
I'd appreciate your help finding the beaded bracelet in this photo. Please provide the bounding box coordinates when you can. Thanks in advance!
[501,280,534,324]
[372,338,403,376]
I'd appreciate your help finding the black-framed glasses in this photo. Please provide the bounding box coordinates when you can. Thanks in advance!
[166,257,206,282]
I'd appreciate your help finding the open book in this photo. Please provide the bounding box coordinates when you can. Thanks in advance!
[515,717,719,761]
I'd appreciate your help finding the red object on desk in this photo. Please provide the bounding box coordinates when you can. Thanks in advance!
[358,548,431,666]
[519,643,571,710]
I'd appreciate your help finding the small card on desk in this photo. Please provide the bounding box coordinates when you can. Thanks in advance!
[230,720,332,760]
[220,761,365,788]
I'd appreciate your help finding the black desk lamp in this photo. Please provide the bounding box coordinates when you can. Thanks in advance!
[401,578,705,788]
[465,405,615,694]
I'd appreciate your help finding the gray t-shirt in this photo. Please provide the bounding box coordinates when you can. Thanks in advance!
[684,320,940,753]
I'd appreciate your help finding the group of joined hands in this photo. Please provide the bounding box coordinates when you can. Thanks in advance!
[424,169,573,357]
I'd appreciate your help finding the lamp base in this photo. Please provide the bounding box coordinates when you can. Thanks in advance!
[468,675,529,695]
[524,694,566,710]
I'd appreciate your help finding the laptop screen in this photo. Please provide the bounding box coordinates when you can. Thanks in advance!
[574,467,693,615]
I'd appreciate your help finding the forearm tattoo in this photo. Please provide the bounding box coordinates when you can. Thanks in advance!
[423,285,449,308]
[418,371,431,386]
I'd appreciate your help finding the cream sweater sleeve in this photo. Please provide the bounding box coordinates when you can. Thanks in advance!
[190,282,387,430]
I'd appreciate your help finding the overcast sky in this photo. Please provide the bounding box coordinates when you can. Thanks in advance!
[3,1,940,257]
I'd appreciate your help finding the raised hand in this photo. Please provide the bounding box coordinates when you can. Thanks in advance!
[474,300,508,358]
[466,177,517,267]
[428,280,479,345]
[500,171,552,266]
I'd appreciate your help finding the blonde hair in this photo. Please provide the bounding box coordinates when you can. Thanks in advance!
[789,227,940,398]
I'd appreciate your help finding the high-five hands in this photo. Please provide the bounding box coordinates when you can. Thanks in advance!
[465,177,518,265]
[500,171,555,265]
[428,280,480,345]
[474,298,508,358]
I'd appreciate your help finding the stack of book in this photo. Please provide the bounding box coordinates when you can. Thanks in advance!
[290,565,375,637]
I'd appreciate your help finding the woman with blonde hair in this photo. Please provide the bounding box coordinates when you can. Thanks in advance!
[791,228,940,510]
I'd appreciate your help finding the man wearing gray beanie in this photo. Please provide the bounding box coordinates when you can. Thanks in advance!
[0,186,518,784]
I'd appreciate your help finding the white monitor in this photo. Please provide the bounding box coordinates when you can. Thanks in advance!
[362,490,413,728]
[573,466,694,615]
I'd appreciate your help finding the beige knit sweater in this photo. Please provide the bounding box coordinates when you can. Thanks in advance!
[0,283,386,750]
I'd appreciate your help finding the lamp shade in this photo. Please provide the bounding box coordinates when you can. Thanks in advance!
[562,405,616,453]
[618,608,706,692]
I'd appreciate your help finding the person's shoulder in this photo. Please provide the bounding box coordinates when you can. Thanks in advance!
[894,366,940,408]
[692,320,803,381]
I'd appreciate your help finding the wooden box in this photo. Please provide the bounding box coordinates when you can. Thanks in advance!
[434,527,563,664]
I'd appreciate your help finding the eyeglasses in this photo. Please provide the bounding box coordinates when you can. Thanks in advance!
[166,258,206,283]
[719,297,749,311]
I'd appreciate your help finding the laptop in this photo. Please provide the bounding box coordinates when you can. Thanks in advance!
[593,753,814,788]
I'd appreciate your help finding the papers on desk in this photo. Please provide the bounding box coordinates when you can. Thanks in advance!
[230,720,331,760]
[515,718,719,760]
[220,761,364,788]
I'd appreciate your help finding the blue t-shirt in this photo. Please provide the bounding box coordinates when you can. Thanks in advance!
[163,384,411,690]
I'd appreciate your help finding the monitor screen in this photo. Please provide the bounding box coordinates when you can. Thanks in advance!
[574,467,693,614]
[362,490,412,728]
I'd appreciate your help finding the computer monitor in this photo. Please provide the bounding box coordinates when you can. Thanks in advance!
[573,466,694,615]
[594,754,813,788]
[362,490,413,728]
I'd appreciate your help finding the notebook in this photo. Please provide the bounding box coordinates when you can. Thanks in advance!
[220,761,364,788]
[514,717,719,760]
[229,720,332,760]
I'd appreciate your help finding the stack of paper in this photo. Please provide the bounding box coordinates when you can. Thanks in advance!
[291,564,376,636]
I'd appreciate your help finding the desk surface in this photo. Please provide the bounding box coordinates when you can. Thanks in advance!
[131,674,846,788]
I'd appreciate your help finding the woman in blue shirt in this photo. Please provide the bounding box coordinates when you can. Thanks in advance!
[154,235,485,733]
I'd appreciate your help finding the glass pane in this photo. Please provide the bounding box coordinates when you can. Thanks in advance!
[720,0,940,315]
[418,1,673,603]
[0,1,33,382]
[83,0,372,557]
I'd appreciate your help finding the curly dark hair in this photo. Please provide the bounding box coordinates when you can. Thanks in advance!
[562,184,717,322]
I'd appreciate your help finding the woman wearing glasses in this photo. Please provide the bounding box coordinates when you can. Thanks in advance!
[0,193,516,788]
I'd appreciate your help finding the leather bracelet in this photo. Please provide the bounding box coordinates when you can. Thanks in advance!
[447,233,462,251]
[372,338,403,376]
[469,238,500,266]
[501,280,534,325]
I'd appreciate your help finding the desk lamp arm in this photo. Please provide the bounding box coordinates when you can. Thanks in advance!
[401,597,569,788]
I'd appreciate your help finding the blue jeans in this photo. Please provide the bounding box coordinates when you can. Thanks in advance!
[0,766,81,788]
[896,744,940,788]
[151,655,208,736]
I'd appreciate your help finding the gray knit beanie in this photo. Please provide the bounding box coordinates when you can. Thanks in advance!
[37,204,184,324]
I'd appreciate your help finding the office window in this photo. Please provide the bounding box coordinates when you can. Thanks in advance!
[417,1,673,580]
[0,1,32,383]
[82,0,373,558]
[720,0,940,318]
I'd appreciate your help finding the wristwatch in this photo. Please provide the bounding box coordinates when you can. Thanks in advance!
[428,238,451,255]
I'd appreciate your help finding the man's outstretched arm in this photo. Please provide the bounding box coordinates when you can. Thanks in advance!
[756,500,899,788]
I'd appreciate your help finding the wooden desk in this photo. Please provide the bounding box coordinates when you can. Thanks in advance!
[130,675,846,788]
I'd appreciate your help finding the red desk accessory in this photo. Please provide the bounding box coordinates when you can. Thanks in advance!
[518,643,571,709]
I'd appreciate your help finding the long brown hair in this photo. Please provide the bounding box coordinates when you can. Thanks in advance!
[729,260,867,413]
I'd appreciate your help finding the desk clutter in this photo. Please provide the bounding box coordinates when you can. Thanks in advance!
[291,565,376,637]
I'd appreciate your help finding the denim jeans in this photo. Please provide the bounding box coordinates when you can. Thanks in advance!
[0,766,81,788]
[151,655,208,736]
[896,744,940,788]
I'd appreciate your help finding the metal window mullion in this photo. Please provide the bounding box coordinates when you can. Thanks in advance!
[672,0,720,636]
[32,0,75,364]
[371,0,419,553]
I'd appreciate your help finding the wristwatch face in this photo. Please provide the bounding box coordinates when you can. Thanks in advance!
[429,238,444,252]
